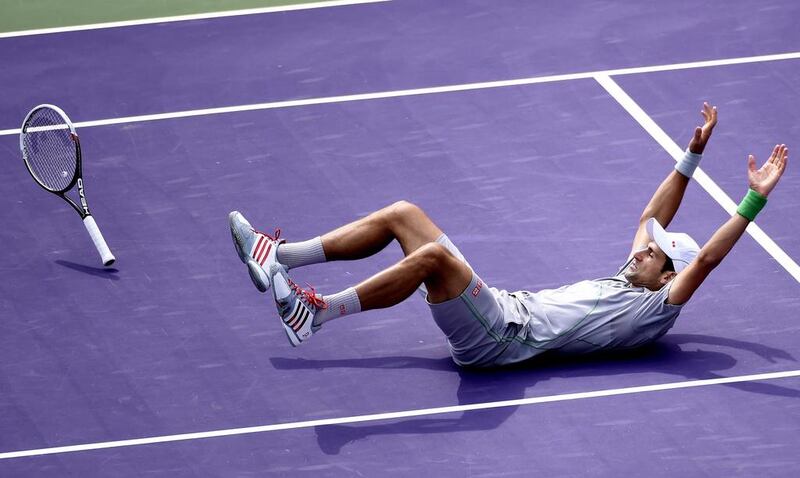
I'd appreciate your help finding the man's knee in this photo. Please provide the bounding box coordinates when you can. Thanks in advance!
[382,200,443,255]
[417,242,472,302]
[386,200,424,223]
[414,242,456,274]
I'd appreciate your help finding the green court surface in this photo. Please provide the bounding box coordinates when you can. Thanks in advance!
[1,0,324,33]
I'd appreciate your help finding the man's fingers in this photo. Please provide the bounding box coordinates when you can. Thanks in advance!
[748,154,757,172]
[707,105,718,126]
[767,144,778,164]
[777,146,788,170]
[773,144,782,162]
[700,102,718,128]
[693,127,702,142]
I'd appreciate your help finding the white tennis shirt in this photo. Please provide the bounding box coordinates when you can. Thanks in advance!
[492,272,683,363]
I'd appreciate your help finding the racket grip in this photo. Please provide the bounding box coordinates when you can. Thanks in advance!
[83,215,116,266]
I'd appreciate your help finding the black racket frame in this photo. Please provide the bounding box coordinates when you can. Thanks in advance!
[20,104,93,220]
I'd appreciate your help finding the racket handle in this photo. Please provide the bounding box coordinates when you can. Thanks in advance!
[83,215,116,267]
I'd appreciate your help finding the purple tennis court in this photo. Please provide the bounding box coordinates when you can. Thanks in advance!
[1,1,799,476]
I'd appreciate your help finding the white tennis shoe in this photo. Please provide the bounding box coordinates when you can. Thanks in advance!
[270,263,326,346]
[228,211,285,293]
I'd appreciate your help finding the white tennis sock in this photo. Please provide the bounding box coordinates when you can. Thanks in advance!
[313,287,361,327]
[277,237,327,270]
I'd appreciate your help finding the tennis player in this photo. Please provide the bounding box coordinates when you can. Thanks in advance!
[229,103,789,367]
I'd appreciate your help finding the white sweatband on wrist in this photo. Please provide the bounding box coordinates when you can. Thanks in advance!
[674,149,702,178]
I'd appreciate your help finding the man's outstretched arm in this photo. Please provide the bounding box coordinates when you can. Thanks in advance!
[668,144,789,305]
[630,103,718,257]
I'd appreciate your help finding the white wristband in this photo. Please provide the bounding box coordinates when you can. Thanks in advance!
[675,149,702,178]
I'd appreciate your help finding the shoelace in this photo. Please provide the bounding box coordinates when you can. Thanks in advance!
[286,277,328,310]
[253,227,282,243]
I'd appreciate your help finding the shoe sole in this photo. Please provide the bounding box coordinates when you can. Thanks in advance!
[229,211,270,293]
[246,259,269,293]
[281,321,301,347]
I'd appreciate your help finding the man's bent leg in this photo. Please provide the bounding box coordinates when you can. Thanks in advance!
[279,238,515,366]
[231,201,444,291]
[347,242,471,313]
[273,242,471,345]
[319,201,444,262]
[313,242,470,327]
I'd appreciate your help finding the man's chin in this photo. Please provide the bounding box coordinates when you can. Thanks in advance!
[623,271,635,282]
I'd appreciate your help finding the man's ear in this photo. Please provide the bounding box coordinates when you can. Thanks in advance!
[660,271,677,285]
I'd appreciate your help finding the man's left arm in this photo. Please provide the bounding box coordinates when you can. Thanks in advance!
[629,103,718,257]
[668,144,789,305]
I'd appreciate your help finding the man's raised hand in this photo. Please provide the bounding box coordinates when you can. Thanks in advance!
[688,102,718,154]
[748,144,788,197]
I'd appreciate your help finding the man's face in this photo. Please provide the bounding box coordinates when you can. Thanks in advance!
[624,241,674,290]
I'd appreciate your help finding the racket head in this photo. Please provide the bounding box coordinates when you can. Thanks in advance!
[19,104,81,193]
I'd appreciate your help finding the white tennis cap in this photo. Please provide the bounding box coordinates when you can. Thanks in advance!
[645,218,700,273]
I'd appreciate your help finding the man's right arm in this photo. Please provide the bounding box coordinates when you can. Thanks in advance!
[629,103,717,258]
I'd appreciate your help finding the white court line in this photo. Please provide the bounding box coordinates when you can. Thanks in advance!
[2,51,800,137]
[0,0,390,39]
[595,74,800,283]
[2,369,799,460]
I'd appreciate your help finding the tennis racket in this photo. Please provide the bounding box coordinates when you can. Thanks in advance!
[20,104,116,267]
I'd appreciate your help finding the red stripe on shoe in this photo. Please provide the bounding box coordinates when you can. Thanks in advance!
[259,243,273,266]
[252,236,266,259]
[255,237,269,263]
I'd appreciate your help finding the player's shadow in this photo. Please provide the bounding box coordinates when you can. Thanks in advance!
[54,259,120,279]
[270,333,796,455]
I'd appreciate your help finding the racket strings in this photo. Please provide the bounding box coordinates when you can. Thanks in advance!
[22,108,77,192]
